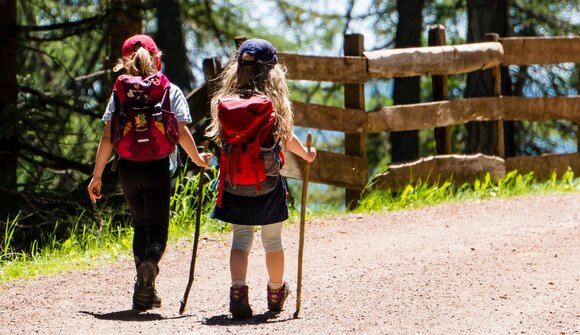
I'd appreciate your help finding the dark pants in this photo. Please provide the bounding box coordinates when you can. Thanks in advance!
[118,157,170,271]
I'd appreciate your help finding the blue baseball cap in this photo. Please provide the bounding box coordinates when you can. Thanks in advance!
[238,38,278,67]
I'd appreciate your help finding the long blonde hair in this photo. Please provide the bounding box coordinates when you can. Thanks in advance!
[114,47,161,77]
[206,50,293,145]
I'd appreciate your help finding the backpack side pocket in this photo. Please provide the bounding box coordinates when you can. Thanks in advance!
[160,87,179,144]
[261,143,283,176]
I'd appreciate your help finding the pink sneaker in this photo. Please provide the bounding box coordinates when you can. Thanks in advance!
[230,285,252,319]
[267,281,290,312]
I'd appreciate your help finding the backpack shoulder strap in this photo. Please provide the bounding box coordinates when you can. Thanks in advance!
[112,75,127,104]
[149,72,171,90]
[112,89,121,115]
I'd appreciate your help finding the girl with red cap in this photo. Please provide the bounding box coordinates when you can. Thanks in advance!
[87,34,211,312]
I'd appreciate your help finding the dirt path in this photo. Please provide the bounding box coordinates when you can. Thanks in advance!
[1,193,579,335]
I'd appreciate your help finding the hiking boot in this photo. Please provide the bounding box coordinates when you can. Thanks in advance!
[267,281,289,312]
[229,285,252,319]
[133,283,162,311]
[132,260,160,311]
[152,289,162,308]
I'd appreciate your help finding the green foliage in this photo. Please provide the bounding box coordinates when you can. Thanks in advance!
[271,0,350,51]
[286,180,345,214]
[169,166,228,237]
[1,214,20,264]
[16,0,109,191]
[511,0,579,36]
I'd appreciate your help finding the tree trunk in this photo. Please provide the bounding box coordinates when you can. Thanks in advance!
[107,0,143,88]
[389,0,424,163]
[156,0,194,94]
[0,0,18,189]
[465,0,510,155]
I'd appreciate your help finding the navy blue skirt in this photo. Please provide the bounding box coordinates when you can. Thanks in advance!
[211,176,289,225]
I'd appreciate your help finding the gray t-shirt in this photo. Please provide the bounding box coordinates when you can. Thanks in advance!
[102,83,192,123]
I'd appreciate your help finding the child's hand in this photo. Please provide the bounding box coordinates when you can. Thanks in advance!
[305,147,317,163]
[87,177,102,204]
[198,152,213,168]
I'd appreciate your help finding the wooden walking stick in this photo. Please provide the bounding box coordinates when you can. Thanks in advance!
[179,141,208,315]
[294,133,312,319]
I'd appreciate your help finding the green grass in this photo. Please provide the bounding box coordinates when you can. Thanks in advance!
[2,168,580,283]
[169,166,229,237]
[356,169,580,213]
[0,211,133,281]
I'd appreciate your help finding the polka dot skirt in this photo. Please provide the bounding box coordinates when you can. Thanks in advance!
[211,176,289,225]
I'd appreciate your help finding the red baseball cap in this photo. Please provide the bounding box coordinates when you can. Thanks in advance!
[122,34,160,58]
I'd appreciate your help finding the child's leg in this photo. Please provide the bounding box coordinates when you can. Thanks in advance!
[141,159,170,265]
[261,222,284,288]
[118,160,147,271]
[119,158,169,311]
[119,158,170,271]
[231,224,254,286]
[229,225,254,318]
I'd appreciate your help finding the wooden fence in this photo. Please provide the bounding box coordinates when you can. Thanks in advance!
[192,30,580,207]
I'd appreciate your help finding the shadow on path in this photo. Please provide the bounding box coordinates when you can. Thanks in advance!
[203,311,293,326]
[79,310,187,322]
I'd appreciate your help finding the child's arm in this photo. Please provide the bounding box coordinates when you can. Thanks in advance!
[178,122,212,168]
[286,132,317,163]
[87,122,114,204]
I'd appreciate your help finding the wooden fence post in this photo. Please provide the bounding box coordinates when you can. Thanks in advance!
[428,24,452,155]
[235,36,247,49]
[486,33,505,158]
[344,34,366,209]
[202,57,222,97]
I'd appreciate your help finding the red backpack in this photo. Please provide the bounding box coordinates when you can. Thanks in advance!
[110,73,179,161]
[216,95,284,207]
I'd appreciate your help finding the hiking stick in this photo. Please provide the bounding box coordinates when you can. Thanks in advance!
[294,133,312,319]
[179,141,208,315]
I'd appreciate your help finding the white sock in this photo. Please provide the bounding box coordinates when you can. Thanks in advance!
[232,280,246,288]
[268,280,284,290]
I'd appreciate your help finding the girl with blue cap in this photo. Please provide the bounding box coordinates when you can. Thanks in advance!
[206,38,317,318]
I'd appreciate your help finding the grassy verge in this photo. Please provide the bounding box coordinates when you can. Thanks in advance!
[356,169,580,212]
[1,212,133,281]
[1,168,579,283]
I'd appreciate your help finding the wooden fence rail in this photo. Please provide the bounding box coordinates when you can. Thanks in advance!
[365,42,503,78]
[374,152,580,193]
[281,150,368,190]
[506,153,580,180]
[373,154,506,191]
[278,53,367,83]
[292,101,367,133]
[281,37,580,83]
[366,96,580,132]
[291,96,580,134]
[500,37,580,65]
